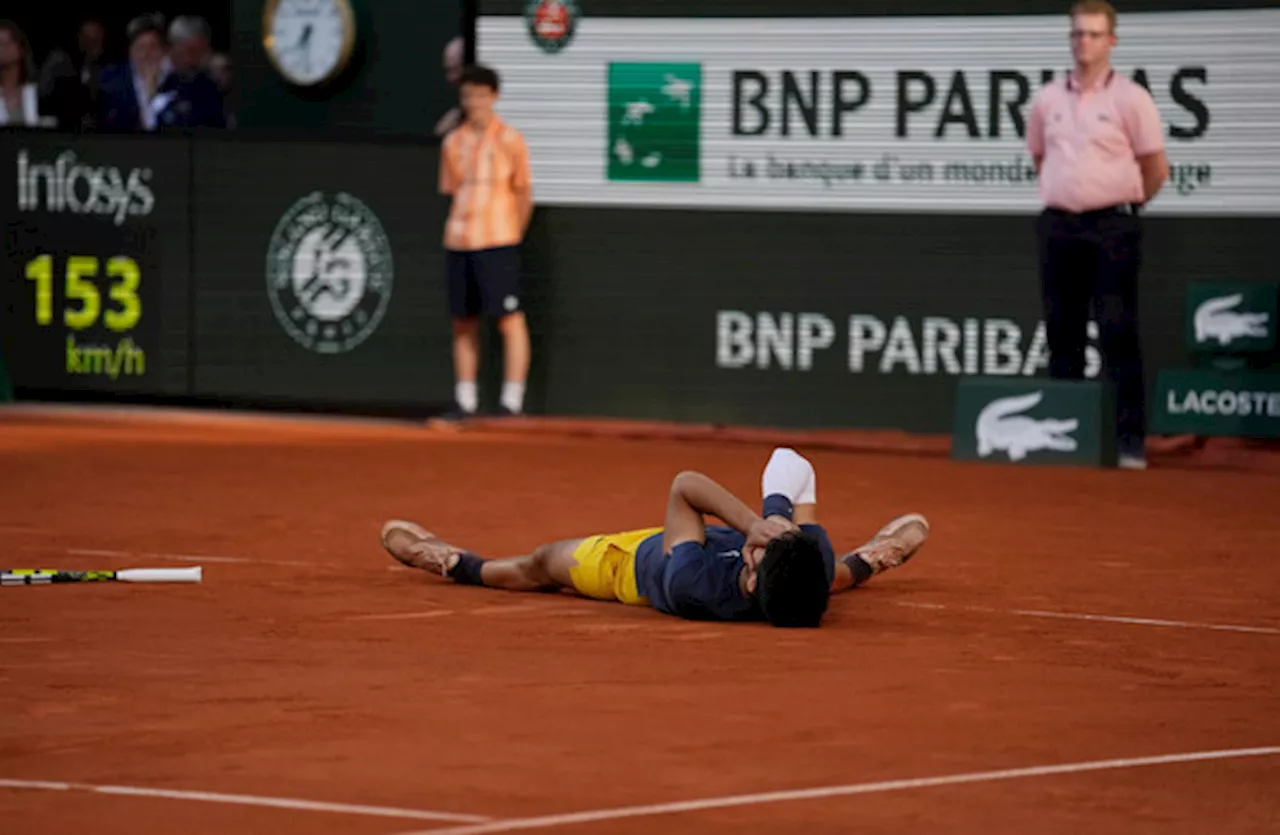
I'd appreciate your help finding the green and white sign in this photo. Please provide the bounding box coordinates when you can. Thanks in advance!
[607,62,701,183]
[479,8,1280,215]
[1152,370,1280,437]
[951,378,1116,467]
[1185,283,1277,354]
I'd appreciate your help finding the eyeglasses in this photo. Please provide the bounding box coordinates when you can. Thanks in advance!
[1070,30,1111,40]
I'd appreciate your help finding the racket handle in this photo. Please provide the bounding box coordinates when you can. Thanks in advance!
[116,567,203,583]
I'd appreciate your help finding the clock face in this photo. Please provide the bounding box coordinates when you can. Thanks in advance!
[264,0,356,86]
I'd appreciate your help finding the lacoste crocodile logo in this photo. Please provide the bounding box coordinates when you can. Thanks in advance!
[976,391,1079,461]
[1194,294,1270,345]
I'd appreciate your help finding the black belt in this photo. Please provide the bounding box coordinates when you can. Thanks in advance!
[1045,203,1141,219]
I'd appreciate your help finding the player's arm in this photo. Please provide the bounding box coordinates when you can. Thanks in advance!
[1126,89,1169,204]
[1136,151,1169,203]
[510,133,534,236]
[759,447,829,578]
[439,142,459,197]
[1026,93,1045,175]
[761,447,816,525]
[663,471,786,557]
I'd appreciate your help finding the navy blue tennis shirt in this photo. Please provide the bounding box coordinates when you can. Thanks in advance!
[632,494,835,620]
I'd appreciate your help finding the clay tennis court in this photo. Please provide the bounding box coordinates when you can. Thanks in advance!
[2,406,1277,835]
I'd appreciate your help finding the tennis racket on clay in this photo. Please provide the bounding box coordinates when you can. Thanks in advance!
[1,567,203,586]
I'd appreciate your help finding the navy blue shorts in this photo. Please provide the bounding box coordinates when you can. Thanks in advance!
[446,246,522,319]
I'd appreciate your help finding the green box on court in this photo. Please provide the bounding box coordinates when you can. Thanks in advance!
[1150,369,1280,438]
[951,377,1116,467]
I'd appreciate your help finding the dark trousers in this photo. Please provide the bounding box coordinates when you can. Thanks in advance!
[1036,206,1146,446]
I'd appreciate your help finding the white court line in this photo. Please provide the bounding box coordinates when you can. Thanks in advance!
[895,601,1280,636]
[1010,608,1280,635]
[65,549,318,570]
[399,746,1280,835]
[0,778,489,824]
[144,552,318,568]
[348,611,454,621]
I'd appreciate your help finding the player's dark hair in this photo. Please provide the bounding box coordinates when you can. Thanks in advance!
[459,64,500,92]
[755,531,829,628]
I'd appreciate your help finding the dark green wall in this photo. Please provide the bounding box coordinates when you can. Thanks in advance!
[515,207,1275,432]
[230,0,463,138]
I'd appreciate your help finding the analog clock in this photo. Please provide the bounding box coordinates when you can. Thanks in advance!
[263,0,357,87]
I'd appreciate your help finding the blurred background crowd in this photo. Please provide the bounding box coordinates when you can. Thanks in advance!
[0,8,234,132]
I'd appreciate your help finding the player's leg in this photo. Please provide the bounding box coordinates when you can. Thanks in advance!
[831,514,930,594]
[477,538,584,591]
[447,250,483,416]
[497,312,530,414]
[381,522,662,606]
[381,520,582,592]
[476,245,530,415]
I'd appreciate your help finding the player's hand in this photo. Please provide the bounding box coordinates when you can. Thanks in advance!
[744,516,797,567]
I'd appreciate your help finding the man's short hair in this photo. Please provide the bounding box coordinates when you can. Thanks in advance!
[126,13,167,44]
[1071,0,1117,32]
[755,532,829,628]
[168,15,212,44]
[459,64,500,92]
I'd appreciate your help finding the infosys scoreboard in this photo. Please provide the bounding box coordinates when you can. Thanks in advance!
[0,134,189,395]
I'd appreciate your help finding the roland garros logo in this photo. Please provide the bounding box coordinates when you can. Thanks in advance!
[265,191,394,355]
[525,0,579,54]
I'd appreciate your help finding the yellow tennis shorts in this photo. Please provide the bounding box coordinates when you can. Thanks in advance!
[568,527,663,605]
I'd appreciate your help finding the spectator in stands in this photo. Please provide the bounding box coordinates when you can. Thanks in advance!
[208,52,235,128]
[96,14,171,132]
[157,15,225,129]
[38,18,106,132]
[167,15,212,72]
[433,36,465,137]
[0,20,51,127]
[98,14,225,132]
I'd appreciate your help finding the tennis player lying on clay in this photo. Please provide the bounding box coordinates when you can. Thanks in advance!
[380,448,929,627]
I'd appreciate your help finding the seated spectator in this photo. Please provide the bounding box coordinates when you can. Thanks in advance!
[96,14,171,132]
[38,18,107,132]
[98,14,225,133]
[434,36,465,137]
[158,15,225,129]
[0,20,53,128]
[208,52,236,128]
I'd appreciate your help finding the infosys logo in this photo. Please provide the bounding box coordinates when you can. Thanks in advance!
[16,150,155,226]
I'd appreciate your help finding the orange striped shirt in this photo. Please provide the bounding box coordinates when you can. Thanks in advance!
[439,117,532,252]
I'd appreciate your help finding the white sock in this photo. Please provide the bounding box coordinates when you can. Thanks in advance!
[796,469,817,505]
[761,448,815,504]
[500,381,525,414]
[455,381,478,413]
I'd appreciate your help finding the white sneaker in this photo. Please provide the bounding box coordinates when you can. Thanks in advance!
[1117,454,1148,470]
[851,513,930,576]
[380,520,462,575]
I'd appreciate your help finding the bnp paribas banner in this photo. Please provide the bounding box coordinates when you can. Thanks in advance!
[478,7,1280,215]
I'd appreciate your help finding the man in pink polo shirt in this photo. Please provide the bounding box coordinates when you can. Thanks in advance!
[1026,0,1169,469]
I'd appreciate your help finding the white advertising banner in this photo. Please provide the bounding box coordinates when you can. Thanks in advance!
[478,9,1280,215]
